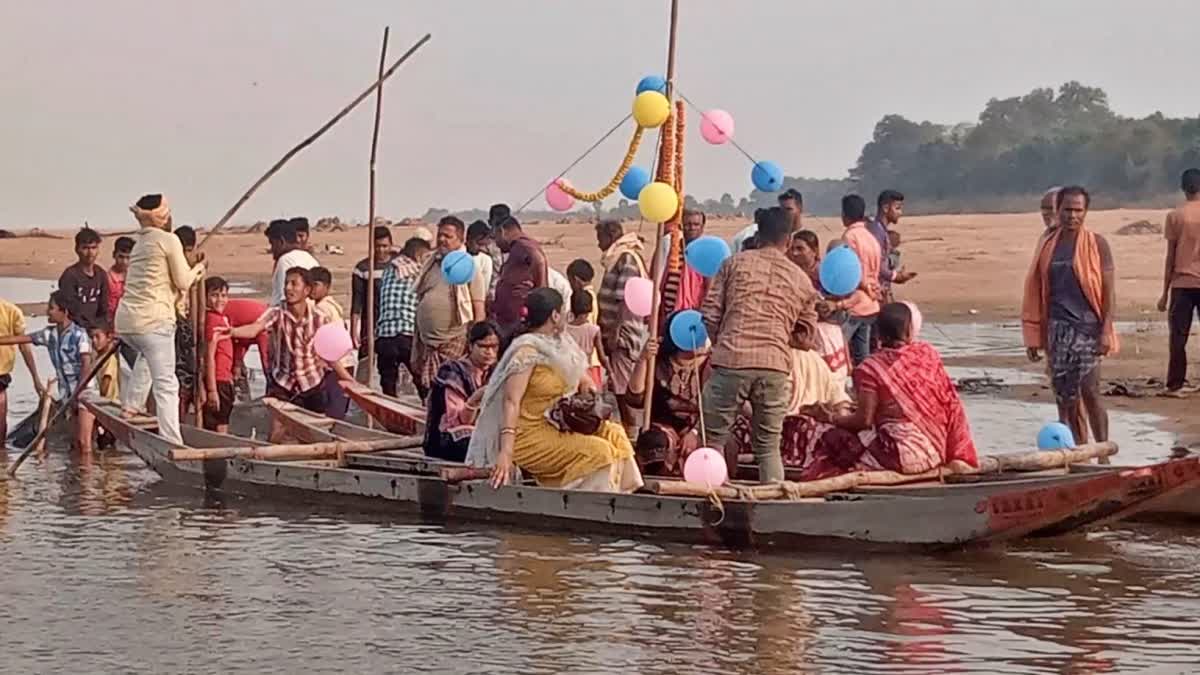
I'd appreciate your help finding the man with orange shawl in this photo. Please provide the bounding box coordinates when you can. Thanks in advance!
[1022,185,1117,445]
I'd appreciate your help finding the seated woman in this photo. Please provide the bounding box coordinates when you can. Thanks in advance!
[424,321,501,462]
[727,322,853,472]
[625,316,711,476]
[466,288,643,493]
[799,303,978,480]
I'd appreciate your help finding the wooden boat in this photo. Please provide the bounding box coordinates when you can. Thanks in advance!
[265,396,1200,533]
[87,395,1200,550]
[340,381,425,435]
[263,397,397,444]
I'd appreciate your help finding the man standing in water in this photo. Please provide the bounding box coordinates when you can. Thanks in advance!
[1023,186,1117,445]
[59,227,109,330]
[0,298,44,447]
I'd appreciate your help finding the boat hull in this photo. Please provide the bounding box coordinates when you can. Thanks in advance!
[84,398,1198,551]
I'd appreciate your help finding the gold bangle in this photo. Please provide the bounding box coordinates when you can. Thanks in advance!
[500,427,517,436]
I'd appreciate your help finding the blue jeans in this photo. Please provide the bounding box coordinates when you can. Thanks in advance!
[843,315,876,366]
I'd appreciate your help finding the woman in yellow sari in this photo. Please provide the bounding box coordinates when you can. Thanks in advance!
[466,288,643,493]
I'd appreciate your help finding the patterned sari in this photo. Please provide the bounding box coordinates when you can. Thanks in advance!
[798,341,978,479]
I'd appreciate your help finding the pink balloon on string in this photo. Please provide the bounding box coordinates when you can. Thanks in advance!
[700,109,735,145]
[683,447,728,487]
[623,277,654,317]
[903,301,923,338]
[545,178,575,212]
[313,322,353,362]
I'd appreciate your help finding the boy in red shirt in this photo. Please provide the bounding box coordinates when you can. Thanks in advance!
[223,297,270,399]
[203,277,236,432]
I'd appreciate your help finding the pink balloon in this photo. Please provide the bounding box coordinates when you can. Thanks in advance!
[683,447,729,487]
[545,178,575,212]
[623,276,654,317]
[903,301,923,338]
[700,109,735,145]
[313,322,353,362]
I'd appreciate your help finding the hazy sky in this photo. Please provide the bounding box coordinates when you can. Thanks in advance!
[2,0,1194,229]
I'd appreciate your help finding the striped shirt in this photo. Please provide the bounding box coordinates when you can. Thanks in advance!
[260,302,331,393]
[351,255,394,341]
[31,321,92,399]
[376,255,422,339]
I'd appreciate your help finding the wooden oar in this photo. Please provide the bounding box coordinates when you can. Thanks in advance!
[32,378,57,454]
[8,343,120,477]
[168,436,423,462]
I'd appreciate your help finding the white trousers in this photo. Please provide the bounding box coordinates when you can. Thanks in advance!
[119,324,182,445]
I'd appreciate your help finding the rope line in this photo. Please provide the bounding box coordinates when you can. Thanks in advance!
[513,113,633,214]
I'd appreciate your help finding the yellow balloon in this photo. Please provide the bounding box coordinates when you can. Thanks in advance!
[632,91,670,128]
[638,181,679,222]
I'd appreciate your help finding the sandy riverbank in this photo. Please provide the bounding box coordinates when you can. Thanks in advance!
[2,208,1197,447]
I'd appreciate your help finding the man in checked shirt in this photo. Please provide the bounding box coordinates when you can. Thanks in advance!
[700,206,818,483]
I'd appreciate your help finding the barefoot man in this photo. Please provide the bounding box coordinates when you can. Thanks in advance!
[1023,186,1117,446]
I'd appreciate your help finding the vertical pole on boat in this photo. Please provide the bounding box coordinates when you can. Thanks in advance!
[641,0,680,431]
[363,26,390,419]
[193,276,206,429]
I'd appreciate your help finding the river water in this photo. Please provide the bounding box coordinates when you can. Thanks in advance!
[2,281,1199,672]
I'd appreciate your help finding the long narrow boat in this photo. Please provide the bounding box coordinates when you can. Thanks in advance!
[104,396,1200,549]
[263,394,1200,533]
[263,397,397,444]
[340,381,425,435]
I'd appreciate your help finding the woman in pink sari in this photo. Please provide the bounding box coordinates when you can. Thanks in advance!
[796,302,978,479]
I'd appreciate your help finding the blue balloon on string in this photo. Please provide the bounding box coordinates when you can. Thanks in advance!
[668,310,708,351]
[441,250,476,286]
[685,235,731,278]
[636,75,667,94]
[751,160,784,192]
[1037,422,1076,450]
[819,245,862,297]
[620,166,652,201]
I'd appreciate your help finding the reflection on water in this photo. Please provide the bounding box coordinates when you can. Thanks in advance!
[2,312,1199,672]
[1,447,1200,673]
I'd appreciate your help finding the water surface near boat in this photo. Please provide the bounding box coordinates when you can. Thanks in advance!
[1,308,1197,671]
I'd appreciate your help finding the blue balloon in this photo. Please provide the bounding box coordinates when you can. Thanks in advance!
[685,235,731,278]
[636,75,667,95]
[819,245,863,297]
[620,166,652,201]
[1037,422,1076,450]
[751,160,784,192]
[669,310,708,351]
[441,250,476,286]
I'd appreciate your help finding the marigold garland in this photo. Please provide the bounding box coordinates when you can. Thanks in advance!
[666,102,686,274]
[557,126,646,202]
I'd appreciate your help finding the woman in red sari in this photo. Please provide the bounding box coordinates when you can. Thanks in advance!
[796,302,978,479]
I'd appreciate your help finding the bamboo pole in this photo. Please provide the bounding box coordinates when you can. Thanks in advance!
[974,443,1117,473]
[641,0,680,432]
[192,278,206,429]
[195,32,432,252]
[362,27,390,419]
[32,378,57,453]
[9,343,120,476]
[652,443,1123,501]
[168,436,423,462]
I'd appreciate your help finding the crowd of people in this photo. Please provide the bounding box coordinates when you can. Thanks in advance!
[6,168,1200,495]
